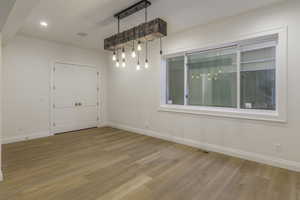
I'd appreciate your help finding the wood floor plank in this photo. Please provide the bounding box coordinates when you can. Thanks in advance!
[97,175,152,200]
[0,127,299,200]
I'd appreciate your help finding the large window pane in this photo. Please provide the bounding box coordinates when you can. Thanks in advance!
[240,47,276,110]
[167,56,185,105]
[187,47,237,108]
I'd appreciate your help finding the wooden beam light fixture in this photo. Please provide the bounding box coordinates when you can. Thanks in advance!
[105,0,167,70]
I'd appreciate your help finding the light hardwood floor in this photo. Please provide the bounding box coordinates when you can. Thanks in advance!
[0,127,299,200]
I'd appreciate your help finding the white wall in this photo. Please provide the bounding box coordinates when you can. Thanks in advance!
[0,33,3,181]
[107,0,300,171]
[2,35,108,143]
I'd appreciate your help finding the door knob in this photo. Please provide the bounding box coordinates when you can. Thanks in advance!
[75,102,78,106]
[78,102,82,106]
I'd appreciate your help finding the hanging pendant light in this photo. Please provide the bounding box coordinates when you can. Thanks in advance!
[144,5,149,69]
[145,40,149,69]
[136,61,141,71]
[137,41,142,51]
[131,50,136,58]
[121,47,126,59]
[108,1,167,71]
[136,52,141,71]
[122,59,126,68]
[131,40,136,58]
[160,37,163,55]
[145,59,149,69]
[112,51,116,61]
[115,49,119,67]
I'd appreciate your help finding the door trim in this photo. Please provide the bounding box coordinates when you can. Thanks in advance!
[49,61,101,135]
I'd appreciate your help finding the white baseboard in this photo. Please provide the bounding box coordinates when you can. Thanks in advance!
[2,131,53,144]
[2,124,110,145]
[97,122,109,128]
[107,121,300,172]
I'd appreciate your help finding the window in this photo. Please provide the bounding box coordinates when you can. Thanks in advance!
[161,32,287,122]
[167,56,185,105]
[187,46,237,108]
[240,46,276,110]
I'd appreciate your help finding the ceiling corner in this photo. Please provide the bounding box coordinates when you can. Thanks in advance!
[1,0,41,45]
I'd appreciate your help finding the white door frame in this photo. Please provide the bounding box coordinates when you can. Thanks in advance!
[49,61,101,135]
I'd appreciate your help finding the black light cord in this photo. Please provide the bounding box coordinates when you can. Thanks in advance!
[160,37,163,55]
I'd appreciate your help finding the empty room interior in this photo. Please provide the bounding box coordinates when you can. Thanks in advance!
[0,0,300,199]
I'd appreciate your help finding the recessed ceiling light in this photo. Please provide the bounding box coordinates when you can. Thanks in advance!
[40,21,48,27]
[77,32,88,37]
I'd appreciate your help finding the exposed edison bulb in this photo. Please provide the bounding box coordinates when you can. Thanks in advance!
[40,21,48,27]
[137,41,142,51]
[131,50,136,58]
[112,51,116,61]
[136,62,141,71]
[122,59,126,68]
[116,60,120,67]
[145,59,149,69]
[121,48,126,59]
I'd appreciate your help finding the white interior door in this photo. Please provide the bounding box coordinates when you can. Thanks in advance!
[52,63,99,134]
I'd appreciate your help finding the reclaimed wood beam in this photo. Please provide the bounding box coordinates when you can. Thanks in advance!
[104,18,167,51]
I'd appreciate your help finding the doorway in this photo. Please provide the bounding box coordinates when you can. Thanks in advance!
[50,62,100,134]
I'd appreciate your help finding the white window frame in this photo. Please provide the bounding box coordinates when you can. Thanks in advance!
[159,27,287,122]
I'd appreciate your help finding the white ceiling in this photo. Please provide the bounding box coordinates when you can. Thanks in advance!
[0,0,16,31]
[18,0,284,50]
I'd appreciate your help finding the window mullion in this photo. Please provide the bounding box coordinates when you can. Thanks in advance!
[237,49,241,110]
[184,54,188,106]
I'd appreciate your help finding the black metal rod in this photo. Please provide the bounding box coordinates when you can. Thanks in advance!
[114,16,120,50]
[145,4,148,23]
[118,17,120,33]
[160,37,163,55]
[145,5,148,60]
[114,0,151,20]
[146,42,148,60]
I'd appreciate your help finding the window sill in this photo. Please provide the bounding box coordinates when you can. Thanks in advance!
[158,104,286,123]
